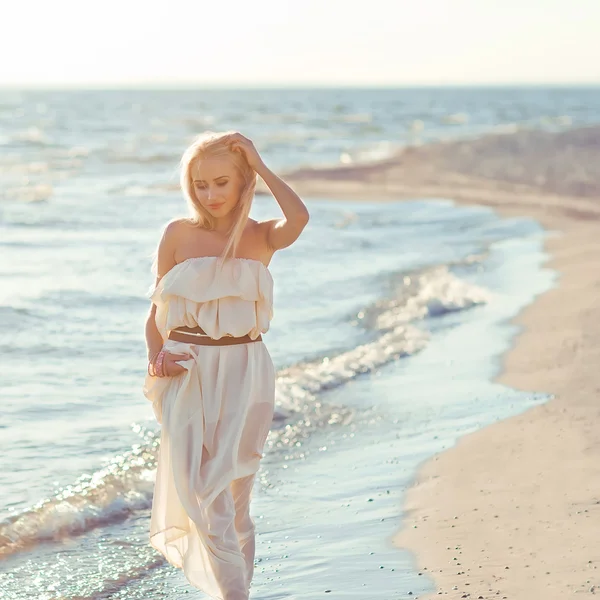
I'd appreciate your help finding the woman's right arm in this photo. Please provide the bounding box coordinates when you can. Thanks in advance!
[145,304,164,362]
[145,221,178,362]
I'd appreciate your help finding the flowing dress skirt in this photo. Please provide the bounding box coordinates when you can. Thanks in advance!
[143,338,276,599]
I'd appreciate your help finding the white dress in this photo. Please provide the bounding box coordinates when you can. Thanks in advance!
[143,256,276,600]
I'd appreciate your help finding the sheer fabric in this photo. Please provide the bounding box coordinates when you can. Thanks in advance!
[143,257,275,599]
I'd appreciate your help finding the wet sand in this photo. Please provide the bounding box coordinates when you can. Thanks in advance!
[258,125,600,599]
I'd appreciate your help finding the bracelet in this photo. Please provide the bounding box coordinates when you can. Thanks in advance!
[155,349,166,378]
[147,350,160,376]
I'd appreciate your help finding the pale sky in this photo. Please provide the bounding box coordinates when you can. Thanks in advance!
[2,0,599,87]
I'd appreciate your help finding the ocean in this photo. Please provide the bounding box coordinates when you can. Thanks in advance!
[1,86,593,598]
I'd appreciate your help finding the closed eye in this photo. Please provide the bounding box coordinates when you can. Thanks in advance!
[194,181,228,189]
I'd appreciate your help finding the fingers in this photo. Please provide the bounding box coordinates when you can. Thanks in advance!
[162,363,187,377]
[165,351,193,359]
[228,131,248,140]
[152,349,195,377]
[160,351,193,377]
[227,132,252,146]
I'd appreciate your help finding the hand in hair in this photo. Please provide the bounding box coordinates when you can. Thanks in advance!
[226,132,265,172]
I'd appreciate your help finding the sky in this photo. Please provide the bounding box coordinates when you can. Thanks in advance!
[1,0,599,87]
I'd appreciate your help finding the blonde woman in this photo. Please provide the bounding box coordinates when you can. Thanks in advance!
[143,131,309,599]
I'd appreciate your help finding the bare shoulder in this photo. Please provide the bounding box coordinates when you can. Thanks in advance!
[163,216,195,238]
[155,218,194,276]
[161,217,200,248]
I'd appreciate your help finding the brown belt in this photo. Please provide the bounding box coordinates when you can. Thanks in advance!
[167,326,262,346]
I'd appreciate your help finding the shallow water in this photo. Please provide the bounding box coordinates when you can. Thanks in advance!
[0,85,568,597]
[1,192,554,598]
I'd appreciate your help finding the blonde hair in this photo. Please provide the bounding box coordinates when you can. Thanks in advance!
[180,131,257,262]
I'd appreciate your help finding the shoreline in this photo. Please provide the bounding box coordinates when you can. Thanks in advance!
[261,125,600,598]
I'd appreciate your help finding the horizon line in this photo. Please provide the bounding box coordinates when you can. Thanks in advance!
[1,81,599,91]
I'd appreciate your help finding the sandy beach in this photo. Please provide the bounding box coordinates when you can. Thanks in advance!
[259,125,600,599]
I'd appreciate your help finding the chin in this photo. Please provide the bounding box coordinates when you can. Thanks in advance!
[210,204,236,217]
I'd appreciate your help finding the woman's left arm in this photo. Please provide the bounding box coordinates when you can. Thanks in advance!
[255,162,310,251]
[227,132,310,251]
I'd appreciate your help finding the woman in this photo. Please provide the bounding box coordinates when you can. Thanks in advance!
[143,131,309,599]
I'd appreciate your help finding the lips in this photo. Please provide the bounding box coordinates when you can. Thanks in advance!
[208,203,224,209]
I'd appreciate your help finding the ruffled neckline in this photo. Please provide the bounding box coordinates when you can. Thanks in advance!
[167,255,271,278]
[148,255,274,305]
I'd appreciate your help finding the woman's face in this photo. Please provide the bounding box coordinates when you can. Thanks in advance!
[191,156,244,218]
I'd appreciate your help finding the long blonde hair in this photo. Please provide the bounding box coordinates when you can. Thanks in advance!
[180,131,257,261]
